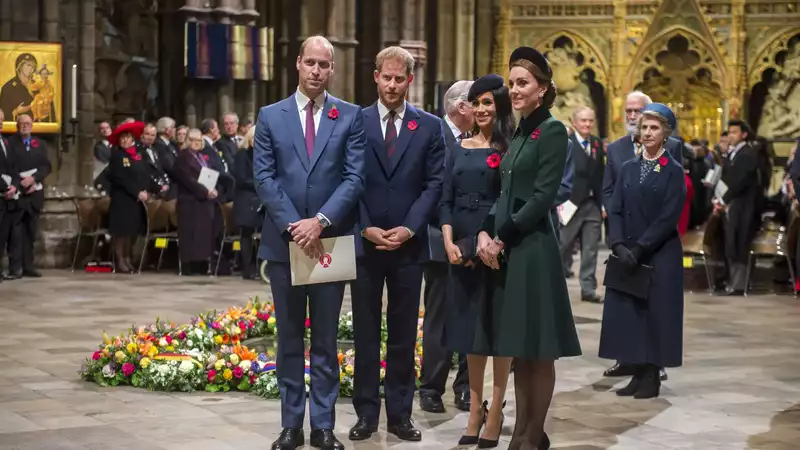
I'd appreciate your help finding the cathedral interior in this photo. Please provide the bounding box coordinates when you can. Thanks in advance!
[2,0,800,264]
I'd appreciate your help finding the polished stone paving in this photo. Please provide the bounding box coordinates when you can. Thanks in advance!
[0,264,799,449]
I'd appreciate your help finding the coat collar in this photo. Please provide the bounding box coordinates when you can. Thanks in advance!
[516,106,551,138]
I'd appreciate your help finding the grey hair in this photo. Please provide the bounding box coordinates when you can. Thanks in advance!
[571,105,594,122]
[155,117,175,134]
[222,112,239,124]
[187,128,203,141]
[626,91,652,107]
[638,111,673,137]
[443,80,474,114]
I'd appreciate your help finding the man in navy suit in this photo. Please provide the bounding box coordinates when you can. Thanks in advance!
[602,90,678,380]
[349,46,445,443]
[254,36,366,450]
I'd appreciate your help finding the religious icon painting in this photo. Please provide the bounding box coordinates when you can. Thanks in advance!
[0,41,63,134]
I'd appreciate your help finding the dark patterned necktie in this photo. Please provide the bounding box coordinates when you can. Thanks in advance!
[385,110,397,157]
[305,99,315,158]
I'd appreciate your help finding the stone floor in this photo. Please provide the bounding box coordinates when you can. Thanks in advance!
[0,263,800,450]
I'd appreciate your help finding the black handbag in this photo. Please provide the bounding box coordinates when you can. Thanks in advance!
[603,254,653,302]
[455,236,478,263]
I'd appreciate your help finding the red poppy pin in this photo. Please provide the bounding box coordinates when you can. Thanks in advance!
[531,128,541,140]
[407,120,418,131]
[31,139,39,148]
[658,156,668,166]
[486,153,501,169]
[203,154,209,161]
[328,105,339,120]
[593,140,599,148]
[133,154,142,161]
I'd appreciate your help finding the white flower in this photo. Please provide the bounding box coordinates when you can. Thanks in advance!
[239,360,252,372]
[186,339,194,348]
[159,338,168,347]
[194,329,204,339]
[208,355,218,365]
[102,364,116,378]
[178,360,194,373]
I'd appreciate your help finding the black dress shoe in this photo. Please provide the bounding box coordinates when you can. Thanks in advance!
[348,417,378,441]
[3,272,21,281]
[581,293,603,303]
[310,429,344,450]
[454,391,470,412]
[419,394,445,413]
[604,362,636,377]
[387,417,422,441]
[540,432,551,450]
[271,428,304,450]
[725,289,745,296]
[22,269,41,278]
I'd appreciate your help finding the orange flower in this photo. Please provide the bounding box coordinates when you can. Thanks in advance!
[338,353,345,364]
[222,335,231,344]
[233,344,257,361]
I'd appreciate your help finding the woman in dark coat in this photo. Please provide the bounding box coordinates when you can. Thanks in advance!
[440,74,515,447]
[477,47,581,450]
[599,103,686,399]
[174,128,218,275]
[232,126,262,280]
[106,121,159,273]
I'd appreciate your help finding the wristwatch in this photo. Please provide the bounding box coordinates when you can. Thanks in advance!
[315,213,331,228]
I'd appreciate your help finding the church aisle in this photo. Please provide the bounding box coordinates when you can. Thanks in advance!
[0,269,798,450]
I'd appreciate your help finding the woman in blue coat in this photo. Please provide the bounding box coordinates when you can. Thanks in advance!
[599,103,686,399]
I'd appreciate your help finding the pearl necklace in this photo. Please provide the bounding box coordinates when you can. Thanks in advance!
[642,147,665,161]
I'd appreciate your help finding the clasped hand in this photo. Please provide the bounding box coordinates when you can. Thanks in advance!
[363,226,412,251]
[20,176,34,189]
[4,185,15,200]
[289,218,324,259]
[477,231,503,270]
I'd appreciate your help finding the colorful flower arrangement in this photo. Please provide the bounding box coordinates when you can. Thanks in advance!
[80,299,424,399]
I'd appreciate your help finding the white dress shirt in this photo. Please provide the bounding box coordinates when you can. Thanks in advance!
[296,88,327,137]
[0,137,6,157]
[728,141,746,161]
[444,115,462,142]
[377,99,406,138]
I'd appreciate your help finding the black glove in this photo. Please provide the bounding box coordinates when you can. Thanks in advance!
[630,245,644,263]
[613,244,638,268]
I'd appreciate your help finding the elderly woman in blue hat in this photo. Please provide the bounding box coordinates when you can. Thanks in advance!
[599,103,687,399]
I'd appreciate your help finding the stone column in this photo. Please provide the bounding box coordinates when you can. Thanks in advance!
[384,0,428,108]
[78,0,96,186]
[240,0,260,123]
[608,0,627,139]
[728,0,746,120]
[0,0,11,41]
[179,0,208,127]
[214,0,237,118]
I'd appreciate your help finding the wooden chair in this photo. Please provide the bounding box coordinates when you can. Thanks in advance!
[681,213,722,291]
[136,199,175,273]
[154,199,180,273]
[71,197,109,271]
[214,201,240,276]
[744,217,794,296]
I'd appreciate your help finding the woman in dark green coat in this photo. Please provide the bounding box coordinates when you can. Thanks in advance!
[477,47,581,450]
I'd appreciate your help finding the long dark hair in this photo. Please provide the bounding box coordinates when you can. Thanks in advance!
[473,85,516,154]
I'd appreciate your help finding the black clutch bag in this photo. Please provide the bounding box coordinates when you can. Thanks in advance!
[603,254,653,302]
[455,236,478,263]
[427,225,447,262]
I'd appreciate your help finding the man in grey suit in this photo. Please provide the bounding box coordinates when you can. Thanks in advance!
[254,36,366,450]
[418,80,474,414]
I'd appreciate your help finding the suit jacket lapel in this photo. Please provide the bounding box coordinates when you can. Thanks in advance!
[364,105,391,176]
[389,105,420,176]
[309,97,338,172]
[280,95,310,171]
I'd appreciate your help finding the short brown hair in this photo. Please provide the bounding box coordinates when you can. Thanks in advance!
[376,46,415,75]
[511,59,557,109]
[299,36,335,61]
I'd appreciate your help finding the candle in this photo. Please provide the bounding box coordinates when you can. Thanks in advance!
[71,64,77,119]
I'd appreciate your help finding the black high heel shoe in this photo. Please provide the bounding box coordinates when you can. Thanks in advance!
[477,401,506,449]
[540,432,551,450]
[458,400,488,446]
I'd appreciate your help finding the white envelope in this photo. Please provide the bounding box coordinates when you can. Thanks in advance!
[714,180,729,200]
[290,235,356,286]
[557,200,579,226]
[19,168,42,191]
[197,167,219,192]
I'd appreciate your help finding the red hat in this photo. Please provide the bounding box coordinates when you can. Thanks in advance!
[108,121,145,147]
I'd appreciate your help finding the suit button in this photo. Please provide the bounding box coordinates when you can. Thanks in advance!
[627,236,632,240]
[481,170,485,175]
[307,185,312,188]
[388,188,393,193]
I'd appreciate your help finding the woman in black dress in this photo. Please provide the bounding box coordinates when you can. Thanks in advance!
[599,103,686,399]
[174,128,219,275]
[106,121,160,273]
[232,126,262,279]
[440,74,516,448]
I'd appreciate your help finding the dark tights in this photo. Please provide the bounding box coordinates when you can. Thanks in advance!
[508,359,555,450]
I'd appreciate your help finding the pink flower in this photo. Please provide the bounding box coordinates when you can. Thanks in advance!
[207,369,217,382]
[380,360,387,368]
[177,331,187,340]
[249,374,257,384]
[238,321,246,331]
[211,322,221,330]
[233,366,244,378]
[305,318,311,328]
[122,362,135,377]
[530,128,541,140]
[92,351,102,360]
[165,335,173,344]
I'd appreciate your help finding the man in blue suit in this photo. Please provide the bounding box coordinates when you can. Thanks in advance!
[254,36,366,450]
[601,90,677,380]
[349,46,445,443]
